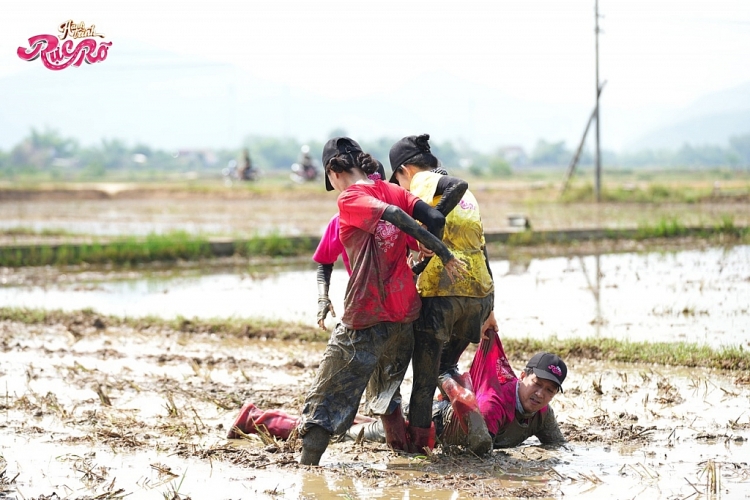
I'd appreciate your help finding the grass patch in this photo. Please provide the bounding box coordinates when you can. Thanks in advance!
[238,233,317,258]
[2,307,747,370]
[561,182,720,203]
[635,217,688,239]
[501,336,748,371]
[1,227,75,237]
[0,231,213,267]
[0,307,328,342]
[634,215,749,240]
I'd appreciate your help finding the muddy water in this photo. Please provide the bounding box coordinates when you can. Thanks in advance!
[2,244,748,347]
[1,320,748,499]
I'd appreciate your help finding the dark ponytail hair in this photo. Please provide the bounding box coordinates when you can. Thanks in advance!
[358,152,379,176]
[325,152,355,175]
[326,151,378,176]
[403,134,439,170]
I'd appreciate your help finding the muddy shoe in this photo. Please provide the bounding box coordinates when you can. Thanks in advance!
[227,401,299,440]
[300,425,330,466]
[465,409,492,456]
[227,401,263,439]
[345,420,386,443]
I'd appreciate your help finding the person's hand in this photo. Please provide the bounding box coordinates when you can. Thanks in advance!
[442,257,468,284]
[481,311,498,340]
[480,311,498,354]
[317,296,335,330]
[418,242,435,258]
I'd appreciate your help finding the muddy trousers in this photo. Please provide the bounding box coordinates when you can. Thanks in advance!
[299,321,414,452]
[408,295,493,429]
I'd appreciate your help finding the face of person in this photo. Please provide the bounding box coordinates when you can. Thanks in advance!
[326,169,343,192]
[518,371,559,414]
[394,166,411,191]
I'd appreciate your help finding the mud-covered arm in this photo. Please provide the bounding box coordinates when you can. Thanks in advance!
[316,263,335,327]
[536,406,566,446]
[381,205,453,264]
[433,176,468,216]
[411,200,446,240]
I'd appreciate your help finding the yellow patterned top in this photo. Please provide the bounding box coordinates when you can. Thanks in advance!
[410,171,494,298]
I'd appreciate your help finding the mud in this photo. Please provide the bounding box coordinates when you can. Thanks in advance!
[2,187,749,498]
[2,187,748,241]
[0,315,748,499]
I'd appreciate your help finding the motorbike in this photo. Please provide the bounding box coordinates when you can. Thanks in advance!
[222,159,259,185]
[290,161,319,183]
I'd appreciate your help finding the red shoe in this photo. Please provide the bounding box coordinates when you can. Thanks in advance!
[380,406,409,451]
[441,373,478,433]
[407,424,436,453]
[227,401,299,440]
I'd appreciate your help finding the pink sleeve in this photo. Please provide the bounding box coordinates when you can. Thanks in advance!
[470,335,518,435]
[312,215,344,265]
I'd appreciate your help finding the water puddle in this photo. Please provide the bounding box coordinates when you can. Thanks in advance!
[2,244,748,348]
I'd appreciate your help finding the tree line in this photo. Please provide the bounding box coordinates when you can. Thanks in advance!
[1,128,748,180]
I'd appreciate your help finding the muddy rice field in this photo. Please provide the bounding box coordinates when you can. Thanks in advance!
[1,187,749,499]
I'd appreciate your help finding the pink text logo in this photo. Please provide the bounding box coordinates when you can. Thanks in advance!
[17,20,112,71]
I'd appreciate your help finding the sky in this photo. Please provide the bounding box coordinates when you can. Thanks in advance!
[3,0,750,152]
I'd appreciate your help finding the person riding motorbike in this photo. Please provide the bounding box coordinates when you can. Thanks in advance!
[291,145,319,182]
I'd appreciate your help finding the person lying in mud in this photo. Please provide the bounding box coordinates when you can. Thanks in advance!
[226,137,467,466]
[388,133,498,455]
[347,336,567,450]
[227,335,567,453]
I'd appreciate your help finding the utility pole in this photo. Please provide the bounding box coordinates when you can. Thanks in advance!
[594,0,602,202]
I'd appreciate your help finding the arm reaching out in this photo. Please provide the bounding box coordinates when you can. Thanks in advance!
[380,205,467,283]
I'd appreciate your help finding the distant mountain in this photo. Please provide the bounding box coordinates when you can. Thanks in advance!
[2,39,749,154]
[626,82,750,150]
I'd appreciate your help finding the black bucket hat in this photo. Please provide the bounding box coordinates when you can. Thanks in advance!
[321,137,363,191]
[388,133,431,183]
[525,352,567,393]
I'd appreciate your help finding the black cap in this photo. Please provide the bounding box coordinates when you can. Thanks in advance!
[388,134,431,184]
[321,137,363,191]
[526,352,567,392]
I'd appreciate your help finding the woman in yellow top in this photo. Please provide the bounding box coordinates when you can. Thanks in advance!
[389,134,498,455]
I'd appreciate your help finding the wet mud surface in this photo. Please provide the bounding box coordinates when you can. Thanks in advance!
[2,188,748,241]
[1,189,749,498]
[1,315,748,499]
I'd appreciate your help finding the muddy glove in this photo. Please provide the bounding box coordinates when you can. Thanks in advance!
[316,263,335,328]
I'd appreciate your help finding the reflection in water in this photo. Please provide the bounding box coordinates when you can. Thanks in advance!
[1,245,748,347]
[578,254,602,335]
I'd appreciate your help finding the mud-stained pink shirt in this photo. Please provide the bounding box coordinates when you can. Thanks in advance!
[337,181,421,330]
[470,335,562,447]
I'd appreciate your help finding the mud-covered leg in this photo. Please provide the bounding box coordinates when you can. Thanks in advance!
[438,335,472,381]
[408,325,442,429]
[298,323,390,464]
[300,424,331,465]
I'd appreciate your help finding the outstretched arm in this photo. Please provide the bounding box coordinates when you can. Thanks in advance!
[433,176,468,216]
[381,205,466,283]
